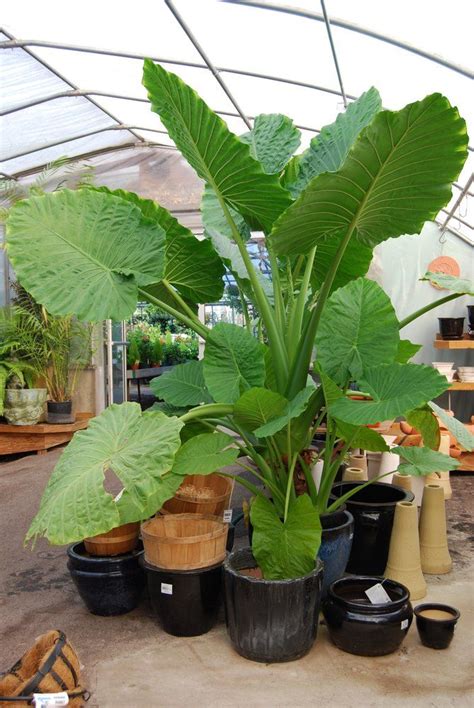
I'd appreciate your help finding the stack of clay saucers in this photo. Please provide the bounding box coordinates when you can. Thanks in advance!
[432,362,455,382]
[457,366,474,383]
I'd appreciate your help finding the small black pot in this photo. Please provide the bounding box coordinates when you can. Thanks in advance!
[323,576,413,656]
[468,306,474,336]
[67,542,145,616]
[226,511,244,552]
[224,547,324,663]
[319,509,354,597]
[414,603,460,649]
[438,317,465,340]
[330,482,414,575]
[47,400,75,424]
[141,557,223,636]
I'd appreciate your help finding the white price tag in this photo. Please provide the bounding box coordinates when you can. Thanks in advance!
[223,509,233,523]
[33,693,69,707]
[401,619,409,630]
[365,582,391,605]
[161,582,173,595]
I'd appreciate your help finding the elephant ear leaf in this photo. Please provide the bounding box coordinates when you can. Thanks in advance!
[393,446,459,475]
[421,272,474,296]
[143,59,292,231]
[25,403,184,546]
[151,360,213,407]
[429,402,474,451]
[172,432,239,476]
[240,113,301,175]
[269,93,468,256]
[6,189,166,322]
[286,87,382,197]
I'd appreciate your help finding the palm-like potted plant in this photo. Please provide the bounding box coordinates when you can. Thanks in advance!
[7,62,473,658]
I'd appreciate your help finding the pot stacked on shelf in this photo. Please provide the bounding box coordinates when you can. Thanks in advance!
[141,473,232,637]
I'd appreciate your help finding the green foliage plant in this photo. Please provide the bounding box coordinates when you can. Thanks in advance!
[8,63,474,579]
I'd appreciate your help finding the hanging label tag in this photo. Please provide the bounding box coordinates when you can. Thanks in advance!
[33,693,69,707]
[223,509,233,523]
[401,619,409,630]
[365,583,391,604]
[161,582,173,595]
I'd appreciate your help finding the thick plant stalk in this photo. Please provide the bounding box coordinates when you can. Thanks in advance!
[399,293,462,329]
[286,225,356,398]
[217,197,289,389]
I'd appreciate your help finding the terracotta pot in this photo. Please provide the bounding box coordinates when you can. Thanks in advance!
[419,484,452,574]
[342,467,367,482]
[392,472,425,507]
[384,501,426,600]
[84,522,140,557]
[426,433,452,499]
[348,453,367,474]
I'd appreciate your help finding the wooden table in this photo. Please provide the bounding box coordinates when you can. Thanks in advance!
[0,412,92,456]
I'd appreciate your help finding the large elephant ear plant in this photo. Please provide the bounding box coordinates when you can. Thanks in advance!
[7,61,473,580]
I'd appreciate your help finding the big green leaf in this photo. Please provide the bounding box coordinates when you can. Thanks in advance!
[406,405,440,450]
[202,185,251,243]
[142,281,197,317]
[287,87,381,197]
[311,236,373,294]
[336,420,390,452]
[25,403,183,545]
[330,363,448,425]
[143,60,292,231]
[172,432,238,476]
[94,186,225,304]
[240,114,301,174]
[421,271,474,295]
[6,190,166,321]
[203,323,265,403]
[117,471,184,523]
[393,445,459,475]
[316,278,400,385]
[269,94,468,256]
[151,360,212,407]
[429,402,474,451]
[396,339,422,363]
[254,385,316,438]
[251,494,321,580]
[234,387,287,432]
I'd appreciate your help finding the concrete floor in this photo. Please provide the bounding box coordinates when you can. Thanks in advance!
[1,448,473,707]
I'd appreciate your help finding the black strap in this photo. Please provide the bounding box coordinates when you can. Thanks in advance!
[57,649,78,687]
[20,632,67,696]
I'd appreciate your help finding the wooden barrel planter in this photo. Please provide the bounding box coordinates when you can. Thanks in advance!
[161,473,234,517]
[141,514,228,570]
[84,522,140,556]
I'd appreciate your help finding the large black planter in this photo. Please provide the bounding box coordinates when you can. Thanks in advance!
[468,306,474,337]
[330,482,414,575]
[224,547,324,663]
[319,509,354,597]
[67,542,145,616]
[141,557,223,636]
[323,576,413,656]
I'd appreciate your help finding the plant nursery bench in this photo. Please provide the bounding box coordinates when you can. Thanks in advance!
[0,412,92,456]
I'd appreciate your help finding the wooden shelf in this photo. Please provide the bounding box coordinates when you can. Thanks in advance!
[458,452,474,472]
[434,334,474,349]
[0,413,92,456]
[449,382,474,391]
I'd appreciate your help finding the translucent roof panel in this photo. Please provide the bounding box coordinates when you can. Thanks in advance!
[1,0,472,240]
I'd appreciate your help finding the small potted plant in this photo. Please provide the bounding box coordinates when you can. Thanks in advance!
[151,337,163,367]
[127,338,140,371]
[7,62,472,659]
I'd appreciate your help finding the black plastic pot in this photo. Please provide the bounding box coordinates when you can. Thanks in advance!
[141,557,223,636]
[226,511,244,552]
[47,400,75,424]
[319,509,354,597]
[67,542,145,616]
[330,482,414,575]
[468,306,474,336]
[438,317,465,340]
[224,547,324,663]
[323,576,413,656]
[414,603,460,649]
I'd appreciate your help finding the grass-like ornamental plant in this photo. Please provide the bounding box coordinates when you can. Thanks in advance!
[8,62,474,579]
